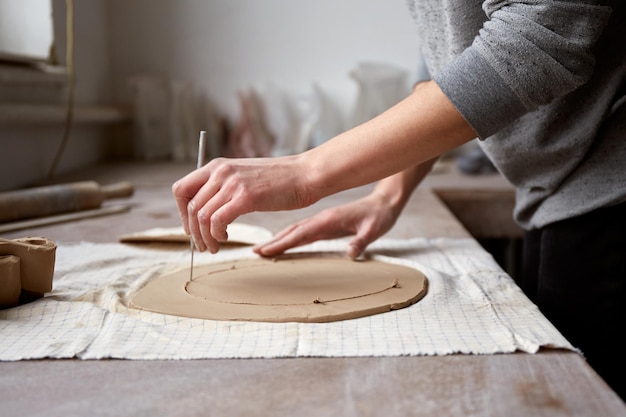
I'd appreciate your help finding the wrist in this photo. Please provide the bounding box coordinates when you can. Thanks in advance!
[291,151,330,206]
[373,182,408,215]
[297,148,346,202]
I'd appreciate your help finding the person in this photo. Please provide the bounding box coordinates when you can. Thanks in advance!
[173,0,625,400]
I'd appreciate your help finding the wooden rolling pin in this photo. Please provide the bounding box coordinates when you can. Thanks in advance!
[0,181,134,223]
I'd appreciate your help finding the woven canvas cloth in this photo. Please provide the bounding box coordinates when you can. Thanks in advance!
[0,238,573,360]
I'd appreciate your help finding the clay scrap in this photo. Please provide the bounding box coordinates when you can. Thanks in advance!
[119,223,273,246]
[0,237,56,308]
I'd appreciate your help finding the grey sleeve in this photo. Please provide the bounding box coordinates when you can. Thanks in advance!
[434,0,612,139]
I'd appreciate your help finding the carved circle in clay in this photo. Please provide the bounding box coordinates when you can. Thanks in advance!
[130,252,428,323]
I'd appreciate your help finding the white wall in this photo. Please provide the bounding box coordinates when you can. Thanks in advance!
[0,0,54,62]
[1,0,422,190]
[106,0,420,125]
[0,0,115,191]
[53,0,113,105]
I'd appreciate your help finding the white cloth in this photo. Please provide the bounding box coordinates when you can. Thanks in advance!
[0,238,574,360]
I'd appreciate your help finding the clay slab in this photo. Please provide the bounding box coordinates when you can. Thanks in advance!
[130,252,428,323]
[119,223,273,246]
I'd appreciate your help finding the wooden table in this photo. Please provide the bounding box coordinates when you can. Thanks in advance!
[1,162,624,416]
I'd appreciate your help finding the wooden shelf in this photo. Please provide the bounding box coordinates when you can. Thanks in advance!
[0,103,131,125]
[0,63,67,86]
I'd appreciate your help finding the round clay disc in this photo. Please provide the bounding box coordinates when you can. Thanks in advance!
[130,252,428,323]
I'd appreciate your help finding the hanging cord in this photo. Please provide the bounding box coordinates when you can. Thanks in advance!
[47,0,75,179]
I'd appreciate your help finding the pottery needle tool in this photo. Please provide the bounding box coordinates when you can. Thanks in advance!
[189,130,207,282]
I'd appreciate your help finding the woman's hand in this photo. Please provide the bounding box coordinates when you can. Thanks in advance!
[254,158,439,258]
[172,155,316,253]
[253,189,402,260]
[172,79,475,255]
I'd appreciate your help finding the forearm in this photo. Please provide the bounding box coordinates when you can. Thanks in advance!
[300,80,476,202]
[372,158,438,216]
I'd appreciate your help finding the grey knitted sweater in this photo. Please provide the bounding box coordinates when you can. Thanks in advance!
[406,0,626,230]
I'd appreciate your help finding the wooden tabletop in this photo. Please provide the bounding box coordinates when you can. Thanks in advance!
[1,161,624,416]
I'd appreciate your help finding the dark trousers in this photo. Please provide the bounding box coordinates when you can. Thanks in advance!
[521,201,626,401]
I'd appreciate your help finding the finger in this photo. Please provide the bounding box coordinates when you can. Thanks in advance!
[186,179,223,253]
[172,179,194,236]
[193,189,235,254]
[254,217,348,257]
[262,222,304,244]
[346,237,369,260]
[209,196,255,243]
[346,226,378,260]
[188,199,215,253]
[172,168,213,236]
[253,223,311,256]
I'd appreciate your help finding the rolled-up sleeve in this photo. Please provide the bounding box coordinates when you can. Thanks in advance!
[434,0,612,138]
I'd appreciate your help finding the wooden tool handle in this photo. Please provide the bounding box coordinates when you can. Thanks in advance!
[101,181,134,199]
[0,181,134,223]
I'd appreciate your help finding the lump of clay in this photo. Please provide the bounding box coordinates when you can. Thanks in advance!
[0,255,21,308]
[0,237,56,308]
